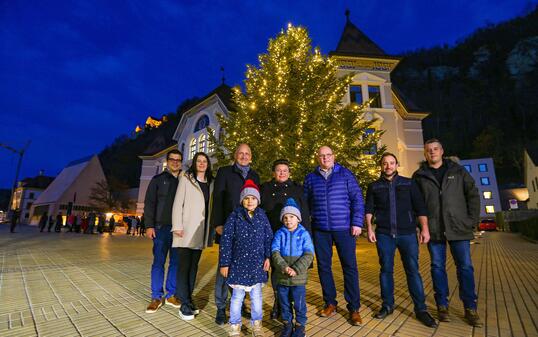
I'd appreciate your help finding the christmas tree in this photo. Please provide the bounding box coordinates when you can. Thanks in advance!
[213,24,384,190]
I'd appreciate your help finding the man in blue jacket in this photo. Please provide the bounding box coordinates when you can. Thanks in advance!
[303,146,364,325]
[365,153,437,327]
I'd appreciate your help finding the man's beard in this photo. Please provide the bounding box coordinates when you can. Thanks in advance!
[383,170,397,178]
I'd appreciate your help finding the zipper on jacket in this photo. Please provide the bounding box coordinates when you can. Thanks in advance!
[389,180,397,238]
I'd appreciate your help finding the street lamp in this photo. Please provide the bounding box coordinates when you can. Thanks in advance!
[1,141,31,221]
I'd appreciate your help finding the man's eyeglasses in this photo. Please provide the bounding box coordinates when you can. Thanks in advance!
[318,154,333,159]
[167,158,182,163]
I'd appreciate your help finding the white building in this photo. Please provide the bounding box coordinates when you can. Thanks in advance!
[29,155,107,223]
[10,173,54,224]
[524,146,538,209]
[460,158,502,218]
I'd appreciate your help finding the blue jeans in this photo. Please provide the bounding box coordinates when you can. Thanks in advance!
[428,240,478,309]
[278,285,307,325]
[229,283,263,325]
[376,233,427,312]
[313,230,360,311]
[150,225,178,299]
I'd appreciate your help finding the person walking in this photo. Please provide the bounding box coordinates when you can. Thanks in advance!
[413,139,482,327]
[172,152,214,320]
[144,149,182,314]
[219,179,272,337]
[211,143,260,325]
[39,212,48,232]
[260,158,310,319]
[365,153,437,327]
[303,146,364,325]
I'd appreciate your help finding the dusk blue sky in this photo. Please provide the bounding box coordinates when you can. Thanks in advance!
[1,0,536,189]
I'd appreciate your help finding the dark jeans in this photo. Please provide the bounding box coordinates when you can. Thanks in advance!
[151,225,178,299]
[175,247,202,305]
[313,229,360,311]
[428,240,478,309]
[376,233,427,312]
[278,285,307,325]
[215,265,230,310]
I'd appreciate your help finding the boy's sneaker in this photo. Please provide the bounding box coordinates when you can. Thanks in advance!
[145,298,163,313]
[215,308,227,325]
[279,321,293,337]
[464,308,483,327]
[229,323,241,337]
[251,320,264,337]
[179,303,195,321]
[189,303,200,315]
[165,296,181,308]
[291,324,305,337]
[437,306,451,322]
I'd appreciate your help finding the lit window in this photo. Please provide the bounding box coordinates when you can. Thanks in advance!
[478,163,488,172]
[349,85,363,105]
[162,161,167,172]
[464,165,472,173]
[199,134,207,153]
[208,129,216,153]
[485,205,495,213]
[480,177,490,185]
[368,86,381,108]
[189,138,197,159]
[483,191,492,199]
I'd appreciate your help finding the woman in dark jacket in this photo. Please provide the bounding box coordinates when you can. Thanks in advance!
[260,158,311,319]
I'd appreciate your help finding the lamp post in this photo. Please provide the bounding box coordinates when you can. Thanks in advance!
[1,141,31,223]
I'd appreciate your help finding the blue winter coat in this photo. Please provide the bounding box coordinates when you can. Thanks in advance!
[303,163,364,231]
[219,206,273,287]
[271,224,314,286]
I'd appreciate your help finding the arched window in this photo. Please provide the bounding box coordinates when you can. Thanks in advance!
[189,138,197,159]
[199,134,207,153]
[194,115,210,132]
[207,128,216,153]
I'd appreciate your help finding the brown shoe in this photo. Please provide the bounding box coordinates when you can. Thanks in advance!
[350,310,363,326]
[146,298,163,313]
[165,295,181,308]
[319,304,337,317]
[437,306,451,322]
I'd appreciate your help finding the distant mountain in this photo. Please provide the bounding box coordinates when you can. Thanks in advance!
[99,97,198,187]
[392,5,538,184]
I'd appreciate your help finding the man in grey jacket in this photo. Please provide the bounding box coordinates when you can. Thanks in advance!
[413,139,482,327]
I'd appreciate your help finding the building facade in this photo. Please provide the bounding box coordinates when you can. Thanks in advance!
[460,158,502,218]
[10,173,54,224]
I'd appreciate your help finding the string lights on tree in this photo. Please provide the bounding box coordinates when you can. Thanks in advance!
[211,24,384,189]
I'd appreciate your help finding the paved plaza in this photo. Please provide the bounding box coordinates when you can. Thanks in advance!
[0,225,537,337]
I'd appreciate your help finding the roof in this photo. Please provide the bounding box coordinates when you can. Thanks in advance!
[331,10,391,58]
[196,83,234,111]
[526,144,538,166]
[67,155,93,167]
[392,85,423,113]
[20,175,55,189]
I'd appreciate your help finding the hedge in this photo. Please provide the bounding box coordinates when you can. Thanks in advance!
[509,217,538,240]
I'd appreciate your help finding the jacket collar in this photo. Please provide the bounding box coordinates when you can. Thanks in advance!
[315,162,342,176]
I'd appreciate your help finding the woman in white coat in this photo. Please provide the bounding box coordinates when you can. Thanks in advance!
[172,152,213,320]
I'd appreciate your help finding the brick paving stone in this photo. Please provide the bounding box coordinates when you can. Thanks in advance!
[1,225,537,336]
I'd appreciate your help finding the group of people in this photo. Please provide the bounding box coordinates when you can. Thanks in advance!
[143,139,482,337]
[37,211,127,234]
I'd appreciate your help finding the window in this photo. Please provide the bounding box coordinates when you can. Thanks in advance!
[180,143,185,156]
[26,202,32,210]
[533,179,537,192]
[485,205,495,214]
[368,86,381,108]
[478,163,488,172]
[189,138,197,159]
[198,134,207,153]
[483,191,492,199]
[463,165,472,173]
[349,85,363,105]
[363,128,377,155]
[480,177,490,185]
[161,161,167,172]
[208,129,216,153]
[194,115,209,132]
[29,192,35,199]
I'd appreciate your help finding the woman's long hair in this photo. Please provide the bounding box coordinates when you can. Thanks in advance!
[187,152,213,183]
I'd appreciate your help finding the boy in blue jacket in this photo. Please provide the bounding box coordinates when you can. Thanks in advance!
[271,198,315,337]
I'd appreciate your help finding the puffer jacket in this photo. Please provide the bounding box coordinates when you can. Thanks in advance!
[303,163,364,231]
[413,159,480,241]
[219,207,273,287]
[271,224,314,286]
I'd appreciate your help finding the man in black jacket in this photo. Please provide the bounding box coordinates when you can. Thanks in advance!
[260,158,310,319]
[413,139,482,327]
[211,143,260,325]
[144,149,182,314]
[365,153,437,327]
